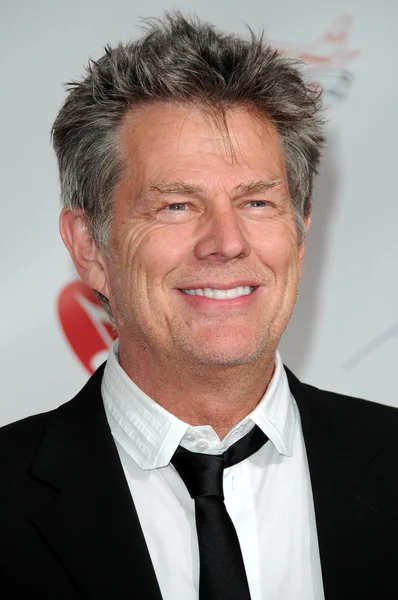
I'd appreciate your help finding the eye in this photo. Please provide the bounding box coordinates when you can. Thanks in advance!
[157,201,195,223]
[165,202,188,211]
[247,200,269,208]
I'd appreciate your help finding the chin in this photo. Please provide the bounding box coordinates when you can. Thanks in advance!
[187,338,271,367]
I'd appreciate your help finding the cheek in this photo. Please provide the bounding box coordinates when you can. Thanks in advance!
[254,227,300,275]
[118,224,194,283]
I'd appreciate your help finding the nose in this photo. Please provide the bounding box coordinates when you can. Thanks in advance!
[194,205,251,262]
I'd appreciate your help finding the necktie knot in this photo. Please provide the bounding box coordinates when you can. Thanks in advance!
[171,451,225,499]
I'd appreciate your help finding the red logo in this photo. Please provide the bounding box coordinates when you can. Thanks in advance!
[57,281,117,374]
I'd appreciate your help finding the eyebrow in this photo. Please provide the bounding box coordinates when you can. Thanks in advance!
[147,181,204,197]
[231,178,283,195]
[147,178,283,198]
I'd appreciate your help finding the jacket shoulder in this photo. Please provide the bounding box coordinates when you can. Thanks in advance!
[285,366,398,424]
[0,364,106,473]
[304,380,398,417]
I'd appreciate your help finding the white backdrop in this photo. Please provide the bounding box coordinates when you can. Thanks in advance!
[1,0,397,426]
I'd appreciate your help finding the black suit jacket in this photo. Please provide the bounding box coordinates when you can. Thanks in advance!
[1,365,398,599]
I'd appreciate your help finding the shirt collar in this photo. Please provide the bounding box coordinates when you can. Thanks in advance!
[102,340,296,470]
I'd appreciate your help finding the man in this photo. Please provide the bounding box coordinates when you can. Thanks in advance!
[1,12,397,600]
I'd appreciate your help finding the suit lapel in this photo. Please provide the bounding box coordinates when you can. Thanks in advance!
[286,368,398,598]
[30,365,162,600]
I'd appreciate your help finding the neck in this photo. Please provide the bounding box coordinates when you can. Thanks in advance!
[118,342,276,439]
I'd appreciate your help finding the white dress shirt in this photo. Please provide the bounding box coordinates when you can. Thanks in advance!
[102,341,324,600]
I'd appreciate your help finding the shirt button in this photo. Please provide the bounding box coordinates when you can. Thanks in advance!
[185,432,195,441]
[196,440,209,451]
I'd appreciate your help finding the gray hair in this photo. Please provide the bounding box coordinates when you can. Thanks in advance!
[52,12,325,310]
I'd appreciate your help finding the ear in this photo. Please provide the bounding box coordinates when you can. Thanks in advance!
[59,208,110,299]
[298,207,312,279]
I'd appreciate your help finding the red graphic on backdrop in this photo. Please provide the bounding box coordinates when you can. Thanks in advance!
[58,281,117,374]
[273,14,360,103]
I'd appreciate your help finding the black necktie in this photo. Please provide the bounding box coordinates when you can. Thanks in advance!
[171,425,268,600]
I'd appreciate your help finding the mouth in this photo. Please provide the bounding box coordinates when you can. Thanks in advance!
[179,285,257,300]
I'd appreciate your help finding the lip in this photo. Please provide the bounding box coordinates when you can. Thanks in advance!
[177,285,260,308]
[177,281,259,291]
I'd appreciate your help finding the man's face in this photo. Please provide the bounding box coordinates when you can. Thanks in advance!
[101,103,308,367]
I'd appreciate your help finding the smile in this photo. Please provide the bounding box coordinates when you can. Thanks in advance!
[180,286,256,300]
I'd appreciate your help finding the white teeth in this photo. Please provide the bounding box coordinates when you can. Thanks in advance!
[181,286,254,299]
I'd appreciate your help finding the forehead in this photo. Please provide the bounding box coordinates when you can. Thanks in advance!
[117,102,287,189]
